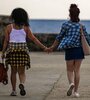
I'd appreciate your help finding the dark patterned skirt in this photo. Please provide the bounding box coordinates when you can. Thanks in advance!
[5,43,31,69]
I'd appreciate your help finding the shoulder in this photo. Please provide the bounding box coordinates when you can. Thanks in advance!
[5,24,12,34]
[79,23,86,30]
[62,20,71,26]
[61,20,71,29]
[23,26,32,33]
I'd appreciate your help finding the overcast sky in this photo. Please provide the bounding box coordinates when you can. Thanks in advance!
[0,0,90,19]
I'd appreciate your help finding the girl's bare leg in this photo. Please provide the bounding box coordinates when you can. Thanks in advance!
[18,66,26,84]
[74,59,82,92]
[11,66,17,91]
[66,60,74,84]
[18,66,26,96]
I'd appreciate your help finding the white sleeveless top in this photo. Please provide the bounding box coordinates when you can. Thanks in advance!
[9,25,26,43]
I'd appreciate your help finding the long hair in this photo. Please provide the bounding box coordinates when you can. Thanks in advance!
[10,8,29,26]
[69,4,80,22]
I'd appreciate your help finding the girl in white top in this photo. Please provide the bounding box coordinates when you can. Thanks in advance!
[9,25,27,43]
[2,8,47,96]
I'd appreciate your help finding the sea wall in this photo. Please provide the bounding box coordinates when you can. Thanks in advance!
[0,15,9,50]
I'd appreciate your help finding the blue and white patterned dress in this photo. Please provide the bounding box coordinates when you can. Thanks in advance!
[56,20,90,60]
[56,20,90,50]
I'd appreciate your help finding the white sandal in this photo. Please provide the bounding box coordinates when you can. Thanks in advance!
[10,91,17,96]
[73,92,80,98]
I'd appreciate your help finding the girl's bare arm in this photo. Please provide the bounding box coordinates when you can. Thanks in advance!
[2,26,10,54]
[25,27,47,50]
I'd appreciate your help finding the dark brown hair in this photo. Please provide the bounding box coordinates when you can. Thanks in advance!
[69,4,80,22]
[10,8,29,26]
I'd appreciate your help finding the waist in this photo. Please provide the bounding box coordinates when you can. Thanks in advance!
[6,42,30,54]
[9,40,26,43]
[8,42,27,49]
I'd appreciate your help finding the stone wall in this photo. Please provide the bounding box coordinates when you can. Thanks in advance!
[0,15,10,50]
[27,34,57,51]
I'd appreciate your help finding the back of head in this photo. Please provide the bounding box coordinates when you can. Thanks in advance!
[69,4,80,22]
[10,8,29,26]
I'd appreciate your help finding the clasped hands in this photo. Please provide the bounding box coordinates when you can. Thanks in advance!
[44,46,54,53]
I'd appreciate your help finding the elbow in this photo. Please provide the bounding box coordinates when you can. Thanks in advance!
[31,36,36,42]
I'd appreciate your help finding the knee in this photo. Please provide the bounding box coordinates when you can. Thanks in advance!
[74,67,80,73]
[18,71,25,75]
[67,67,74,72]
[74,69,80,77]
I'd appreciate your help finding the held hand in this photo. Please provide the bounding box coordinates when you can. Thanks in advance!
[44,47,53,53]
[44,47,48,52]
[48,47,53,53]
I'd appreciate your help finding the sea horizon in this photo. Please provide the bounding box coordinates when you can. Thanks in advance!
[29,19,90,34]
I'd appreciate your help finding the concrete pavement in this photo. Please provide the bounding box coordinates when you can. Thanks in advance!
[0,52,90,100]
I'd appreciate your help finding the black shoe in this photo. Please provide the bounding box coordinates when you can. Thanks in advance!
[67,83,74,96]
[19,84,26,96]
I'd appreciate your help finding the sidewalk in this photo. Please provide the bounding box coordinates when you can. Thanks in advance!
[0,52,90,100]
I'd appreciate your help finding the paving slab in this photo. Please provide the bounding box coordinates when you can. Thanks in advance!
[0,52,90,100]
[45,55,90,100]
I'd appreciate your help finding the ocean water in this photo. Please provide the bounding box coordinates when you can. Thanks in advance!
[29,19,90,34]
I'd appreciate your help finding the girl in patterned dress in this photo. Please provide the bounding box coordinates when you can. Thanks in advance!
[47,4,90,97]
[1,8,47,96]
